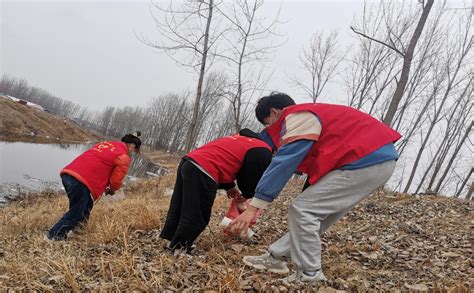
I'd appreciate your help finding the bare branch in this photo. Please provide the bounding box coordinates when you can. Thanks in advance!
[350,26,405,57]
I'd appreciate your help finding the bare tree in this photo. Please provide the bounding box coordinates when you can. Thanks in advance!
[351,0,435,126]
[215,0,282,131]
[99,106,116,135]
[418,78,473,194]
[402,11,472,193]
[434,120,473,194]
[345,2,402,117]
[455,168,473,198]
[140,0,223,153]
[391,3,448,134]
[192,71,228,147]
[466,182,474,200]
[0,74,89,121]
[346,1,473,195]
[145,92,191,152]
[292,30,343,102]
[414,82,472,194]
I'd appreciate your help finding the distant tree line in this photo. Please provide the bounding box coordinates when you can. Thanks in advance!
[0,72,259,153]
[0,75,92,122]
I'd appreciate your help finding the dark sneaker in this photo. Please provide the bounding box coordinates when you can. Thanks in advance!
[46,232,67,241]
[166,241,194,257]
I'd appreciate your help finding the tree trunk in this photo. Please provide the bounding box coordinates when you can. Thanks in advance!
[184,0,214,153]
[466,182,473,200]
[434,120,473,194]
[383,0,434,126]
[455,167,473,198]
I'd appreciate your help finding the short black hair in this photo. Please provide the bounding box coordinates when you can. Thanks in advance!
[255,92,295,124]
[121,131,142,151]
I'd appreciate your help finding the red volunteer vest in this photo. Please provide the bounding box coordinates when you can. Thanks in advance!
[61,141,130,199]
[186,134,272,184]
[265,103,401,185]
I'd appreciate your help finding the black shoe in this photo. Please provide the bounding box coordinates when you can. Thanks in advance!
[47,231,67,241]
[167,241,194,257]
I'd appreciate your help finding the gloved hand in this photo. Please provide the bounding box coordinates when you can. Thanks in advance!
[105,187,115,195]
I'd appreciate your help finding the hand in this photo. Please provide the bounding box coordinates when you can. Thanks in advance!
[226,187,241,199]
[105,187,115,195]
[235,194,248,213]
[228,206,258,237]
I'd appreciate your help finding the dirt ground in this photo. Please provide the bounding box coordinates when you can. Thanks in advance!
[0,98,101,143]
[0,151,472,291]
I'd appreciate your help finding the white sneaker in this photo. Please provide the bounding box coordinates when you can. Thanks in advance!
[242,253,289,274]
[284,270,327,283]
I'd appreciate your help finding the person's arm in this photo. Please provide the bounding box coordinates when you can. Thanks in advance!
[229,111,321,235]
[227,140,313,235]
[218,182,236,190]
[249,139,314,209]
[236,147,273,199]
[109,154,131,192]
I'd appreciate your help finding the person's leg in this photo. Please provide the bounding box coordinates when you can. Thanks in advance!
[48,174,93,240]
[160,160,185,241]
[77,197,94,231]
[288,160,396,274]
[269,232,291,259]
[169,161,217,252]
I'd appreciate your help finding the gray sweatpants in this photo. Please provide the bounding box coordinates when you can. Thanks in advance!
[269,160,396,272]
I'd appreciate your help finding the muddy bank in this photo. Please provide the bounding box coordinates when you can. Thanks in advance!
[0,98,101,143]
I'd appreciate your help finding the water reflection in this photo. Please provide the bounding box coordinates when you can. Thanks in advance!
[0,142,166,205]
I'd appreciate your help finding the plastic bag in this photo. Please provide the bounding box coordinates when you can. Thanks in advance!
[102,188,125,202]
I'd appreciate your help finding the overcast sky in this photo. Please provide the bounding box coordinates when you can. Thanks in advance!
[0,1,464,110]
[0,0,368,109]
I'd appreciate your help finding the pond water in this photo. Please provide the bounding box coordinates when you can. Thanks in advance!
[0,142,166,205]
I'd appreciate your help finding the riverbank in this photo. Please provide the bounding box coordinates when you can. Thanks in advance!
[0,157,472,291]
[0,98,101,143]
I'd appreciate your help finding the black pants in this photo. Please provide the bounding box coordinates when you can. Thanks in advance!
[160,159,218,250]
[48,174,94,240]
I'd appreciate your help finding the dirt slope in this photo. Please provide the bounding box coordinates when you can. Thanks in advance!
[0,98,100,143]
[0,153,472,291]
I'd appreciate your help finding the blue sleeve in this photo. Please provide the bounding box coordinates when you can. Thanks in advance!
[254,139,314,202]
[259,129,276,151]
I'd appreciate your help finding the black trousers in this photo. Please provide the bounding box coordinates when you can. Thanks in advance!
[160,159,218,250]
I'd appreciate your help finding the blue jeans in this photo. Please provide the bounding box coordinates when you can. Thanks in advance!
[48,174,94,240]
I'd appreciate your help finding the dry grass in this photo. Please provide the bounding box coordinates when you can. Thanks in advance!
[1,156,473,291]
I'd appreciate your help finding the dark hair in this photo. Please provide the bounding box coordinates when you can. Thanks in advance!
[255,92,295,124]
[121,131,142,151]
[239,128,261,140]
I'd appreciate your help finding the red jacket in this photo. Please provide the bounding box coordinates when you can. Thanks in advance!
[186,134,272,184]
[61,141,131,200]
[265,103,401,185]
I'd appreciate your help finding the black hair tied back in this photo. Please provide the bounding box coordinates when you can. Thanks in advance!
[121,131,142,151]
